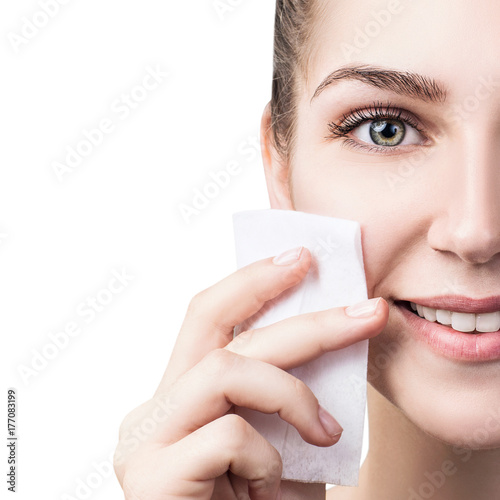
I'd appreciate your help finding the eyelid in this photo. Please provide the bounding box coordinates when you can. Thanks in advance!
[339,137,427,156]
[325,101,431,153]
[328,101,426,136]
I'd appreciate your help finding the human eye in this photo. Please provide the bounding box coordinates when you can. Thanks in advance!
[326,101,430,155]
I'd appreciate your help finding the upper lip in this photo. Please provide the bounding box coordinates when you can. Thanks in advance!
[399,295,500,314]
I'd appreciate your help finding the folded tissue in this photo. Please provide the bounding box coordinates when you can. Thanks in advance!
[232,208,369,486]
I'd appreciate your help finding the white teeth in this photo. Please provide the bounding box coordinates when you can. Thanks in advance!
[436,309,452,325]
[409,301,500,333]
[476,311,500,332]
[451,312,476,332]
[422,306,437,322]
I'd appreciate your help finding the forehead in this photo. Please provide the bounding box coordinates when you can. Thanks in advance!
[305,0,500,100]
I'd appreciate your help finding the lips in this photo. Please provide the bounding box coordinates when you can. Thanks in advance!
[401,295,500,314]
[394,300,500,362]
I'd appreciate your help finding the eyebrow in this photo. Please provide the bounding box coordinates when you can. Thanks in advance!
[311,64,448,104]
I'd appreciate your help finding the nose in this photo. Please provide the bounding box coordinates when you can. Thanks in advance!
[427,129,500,265]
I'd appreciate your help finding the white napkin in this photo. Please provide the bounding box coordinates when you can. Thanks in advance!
[232,208,369,486]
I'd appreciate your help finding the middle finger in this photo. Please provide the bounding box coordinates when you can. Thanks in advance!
[153,348,343,447]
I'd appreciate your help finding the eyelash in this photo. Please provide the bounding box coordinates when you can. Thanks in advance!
[326,101,427,154]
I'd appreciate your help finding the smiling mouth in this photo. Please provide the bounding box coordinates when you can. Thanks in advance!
[396,300,500,334]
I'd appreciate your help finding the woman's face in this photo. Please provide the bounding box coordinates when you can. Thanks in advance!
[264,0,500,448]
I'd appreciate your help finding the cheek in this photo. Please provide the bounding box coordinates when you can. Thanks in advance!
[290,155,385,218]
[289,146,419,230]
[290,159,417,299]
[292,148,500,448]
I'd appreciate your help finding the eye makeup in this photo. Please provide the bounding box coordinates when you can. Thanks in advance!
[325,100,431,155]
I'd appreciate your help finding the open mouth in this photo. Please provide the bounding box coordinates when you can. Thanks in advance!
[394,300,500,362]
[395,300,500,334]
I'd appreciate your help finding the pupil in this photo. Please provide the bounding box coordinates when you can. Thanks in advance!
[382,123,397,138]
[370,119,405,146]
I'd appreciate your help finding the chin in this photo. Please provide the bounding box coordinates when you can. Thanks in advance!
[367,331,500,451]
[406,392,500,451]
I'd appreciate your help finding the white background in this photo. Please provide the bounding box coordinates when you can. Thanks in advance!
[1,1,367,498]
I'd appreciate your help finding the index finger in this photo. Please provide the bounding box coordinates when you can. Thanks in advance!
[224,297,389,370]
[157,246,312,391]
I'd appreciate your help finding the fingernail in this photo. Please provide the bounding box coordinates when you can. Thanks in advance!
[318,405,343,439]
[345,297,381,318]
[272,246,303,266]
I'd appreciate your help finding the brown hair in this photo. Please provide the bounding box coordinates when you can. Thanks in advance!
[270,0,323,163]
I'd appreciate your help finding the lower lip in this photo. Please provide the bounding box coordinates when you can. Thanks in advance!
[395,302,500,362]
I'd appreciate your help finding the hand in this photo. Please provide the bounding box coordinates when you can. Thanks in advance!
[114,246,389,499]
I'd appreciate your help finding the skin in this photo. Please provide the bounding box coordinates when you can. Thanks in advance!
[114,251,388,499]
[262,0,500,498]
[114,0,500,498]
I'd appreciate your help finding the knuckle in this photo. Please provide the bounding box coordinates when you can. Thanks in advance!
[270,448,283,476]
[120,452,160,500]
[186,289,209,317]
[217,413,251,451]
[291,376,314,405]
[201,348,239,377]
[118,408,138,439]
[122,469,145,500]
[249,461,282,492]
[117,400,151,439]
[250,445,283,488]
[310,308,329,330]
[308,310,333,353]
[229,328,255,351]
[267,446,283,478]
[249,473,277,494]
[212,415,283,486]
